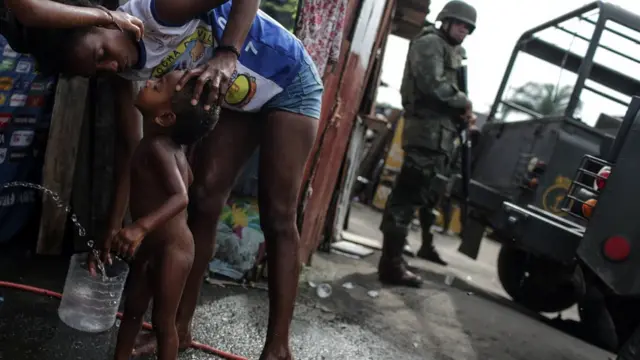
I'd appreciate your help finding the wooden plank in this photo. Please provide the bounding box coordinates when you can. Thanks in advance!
[37,76,89,255]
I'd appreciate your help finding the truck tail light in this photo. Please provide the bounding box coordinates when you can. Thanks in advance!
[581,198,597,218]
[603,236,631,262]
[594,166,611,191]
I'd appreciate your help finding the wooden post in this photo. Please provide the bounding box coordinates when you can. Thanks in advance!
[37,76,89,255]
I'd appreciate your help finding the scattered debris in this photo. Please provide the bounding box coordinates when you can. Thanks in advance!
[204,277,268,291]
[330,249,361,260]
[367,290,379,298]
[342,282,354,290]
[444,274,455,286]
[316,283,333,298]
[331,240,373,258]
[205,277,226,287]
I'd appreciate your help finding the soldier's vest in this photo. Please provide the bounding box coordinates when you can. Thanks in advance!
[400,29,465,155]
[259,0,300,33]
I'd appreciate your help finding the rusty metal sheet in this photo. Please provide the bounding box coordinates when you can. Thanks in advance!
[300,0,397,262]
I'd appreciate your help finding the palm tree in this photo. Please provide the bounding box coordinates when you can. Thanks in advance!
[501,82,581,120]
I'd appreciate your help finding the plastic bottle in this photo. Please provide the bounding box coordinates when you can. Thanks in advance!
[58,253,129,333]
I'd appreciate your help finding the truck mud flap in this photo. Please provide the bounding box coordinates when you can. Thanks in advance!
[502,202,583,264]
[431,174,507,259]
[431,174,506,212]
[458,215,486,259]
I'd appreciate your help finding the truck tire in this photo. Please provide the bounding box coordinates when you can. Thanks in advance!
[497,245,578,313]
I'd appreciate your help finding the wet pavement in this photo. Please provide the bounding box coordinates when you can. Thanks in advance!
[0,203,615,359]
[0,249,421,360]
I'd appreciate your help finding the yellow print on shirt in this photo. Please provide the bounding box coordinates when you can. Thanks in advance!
[225,72,257,108]
[152,26,214,78]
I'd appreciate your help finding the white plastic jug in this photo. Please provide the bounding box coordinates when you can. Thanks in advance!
[58,253,129,333]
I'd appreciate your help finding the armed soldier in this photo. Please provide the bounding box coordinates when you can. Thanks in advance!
[378,0,477,287]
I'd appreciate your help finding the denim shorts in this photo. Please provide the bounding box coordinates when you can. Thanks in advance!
[262,51,324,120]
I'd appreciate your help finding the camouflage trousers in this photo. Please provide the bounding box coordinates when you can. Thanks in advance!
[380,148,449,240]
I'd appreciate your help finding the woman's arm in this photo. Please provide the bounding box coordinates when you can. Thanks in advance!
[106,76,144,238]
[5,0,144,39]
[6,0,112,28]
[88,76,142,274]
[155,0,259,50]
[167,0,260,107]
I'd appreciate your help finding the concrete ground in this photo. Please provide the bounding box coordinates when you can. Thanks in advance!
[344,202,582,321]
[0,202,614,359]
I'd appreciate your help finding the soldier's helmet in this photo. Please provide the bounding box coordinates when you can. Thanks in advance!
[436,0,477,34]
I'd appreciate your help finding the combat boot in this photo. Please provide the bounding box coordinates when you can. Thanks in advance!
[378,233,422,288]
[417,232,448,266]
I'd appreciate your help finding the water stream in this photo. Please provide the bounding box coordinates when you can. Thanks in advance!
[1,181,107,278]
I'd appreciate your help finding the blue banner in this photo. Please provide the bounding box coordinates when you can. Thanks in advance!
[0,36,56,243]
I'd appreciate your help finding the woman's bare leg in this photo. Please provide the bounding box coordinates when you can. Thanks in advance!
[132,111,260,354]
[257,110,318,360]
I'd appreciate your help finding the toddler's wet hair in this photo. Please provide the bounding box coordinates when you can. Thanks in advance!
[170,78,220,145]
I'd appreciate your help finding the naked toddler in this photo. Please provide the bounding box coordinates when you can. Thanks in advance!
[110,70,217,360]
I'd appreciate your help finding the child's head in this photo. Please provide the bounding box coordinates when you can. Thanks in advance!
[135,70,218,145]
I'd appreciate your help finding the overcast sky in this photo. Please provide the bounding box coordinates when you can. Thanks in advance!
[378,0,640,126]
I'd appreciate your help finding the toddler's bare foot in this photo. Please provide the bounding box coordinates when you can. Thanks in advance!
[131,331,192,357]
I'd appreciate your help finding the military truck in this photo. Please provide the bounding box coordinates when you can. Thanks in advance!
[431,1,640,345]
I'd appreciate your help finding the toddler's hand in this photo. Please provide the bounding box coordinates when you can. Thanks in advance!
[113,223,147,259]
[88,228,116,277]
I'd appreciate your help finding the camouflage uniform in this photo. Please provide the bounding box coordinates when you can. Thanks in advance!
[378,0,476,287]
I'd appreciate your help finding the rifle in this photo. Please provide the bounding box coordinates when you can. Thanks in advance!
[455,56,472,237]
[457,124,472,231]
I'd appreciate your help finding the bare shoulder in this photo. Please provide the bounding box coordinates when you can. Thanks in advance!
[148,138,188,173]
[145,137,173,154]
[132,137,168,163]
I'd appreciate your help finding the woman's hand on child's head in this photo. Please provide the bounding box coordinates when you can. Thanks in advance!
[175,50,238,110]
[113,224,147,259]
[108,10,145,41]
